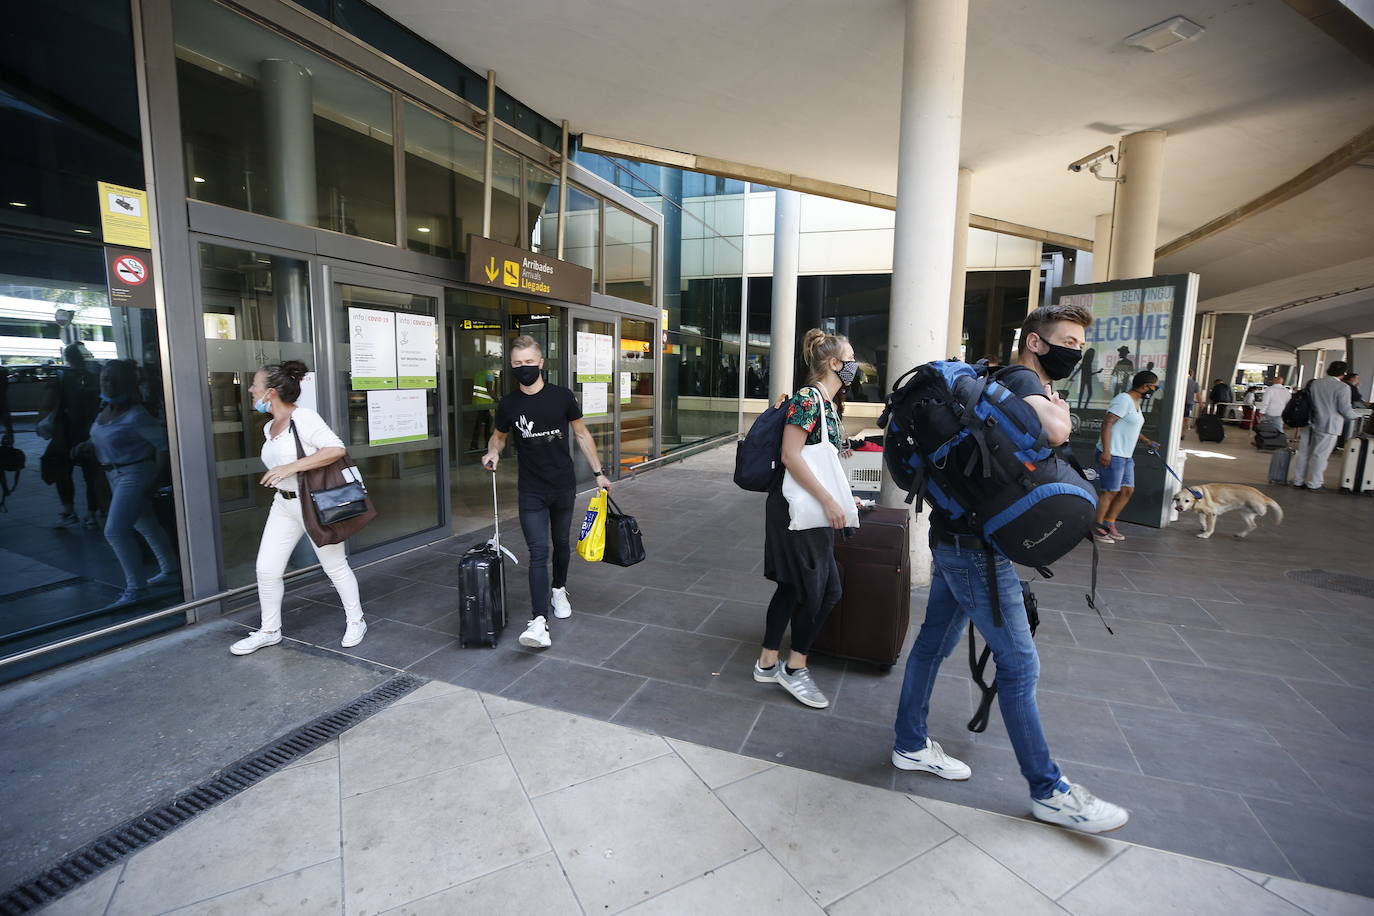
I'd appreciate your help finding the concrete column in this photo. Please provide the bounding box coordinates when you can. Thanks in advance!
[1091,213,1113,283]
[661,168,683,444]
[1295,348,1321,387]
[1107,130,1167,281]
[1348,338,1374,401]
[769,189,801,402]
[881,0,969,584]
[1208,313,1252,391]
[946,168,973,360]
[259,59,315,343]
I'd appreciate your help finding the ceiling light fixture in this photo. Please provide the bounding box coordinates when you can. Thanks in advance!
[192,176,206,183]
[9,201,27,207]
[1123,16,1204,52]
[74,228,93,234]
[417,227,431,233]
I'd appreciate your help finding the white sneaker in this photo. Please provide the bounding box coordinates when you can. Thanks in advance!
[1031,781,1129,833]
[519,615,551,648]
[891,739,971,780]
[231,630,282,656]
[551,587,573,619]
[341,619,367,648]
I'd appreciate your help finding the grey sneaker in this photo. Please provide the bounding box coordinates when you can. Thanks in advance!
[776,665,829,708]
[753,660,779,683]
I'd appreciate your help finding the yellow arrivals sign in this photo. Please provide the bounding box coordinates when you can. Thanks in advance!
[96,182,151,249]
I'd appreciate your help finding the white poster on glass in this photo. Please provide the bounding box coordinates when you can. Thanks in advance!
[348,307,397,389]
[582,381,608,417]
[594,334,614,377]
[576,331,595,378]
[396,313,437,388]
[619,371,632,404]
[298,372,318,412]
[366,389,428,445]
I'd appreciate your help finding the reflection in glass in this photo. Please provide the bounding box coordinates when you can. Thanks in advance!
[404,101,485,258]
[571,317,615,487]
[444,291,508,535]
[173,0,396,243]
[563,186,600,286]
[490,147,522,249]
[0,237,182,676]
[525,162,559,254]
[619,318,655,470]
[604,203,653,304]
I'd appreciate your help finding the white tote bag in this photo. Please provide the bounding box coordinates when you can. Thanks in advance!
[781,386,859,531]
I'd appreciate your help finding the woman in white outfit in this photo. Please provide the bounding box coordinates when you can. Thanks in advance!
[230,360,367,655]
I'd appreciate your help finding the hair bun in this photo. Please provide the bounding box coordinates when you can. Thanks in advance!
[280,359,309,381]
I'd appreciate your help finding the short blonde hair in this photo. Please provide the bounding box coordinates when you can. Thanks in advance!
[509,335,542,358]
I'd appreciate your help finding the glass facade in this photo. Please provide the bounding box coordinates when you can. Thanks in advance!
[404,101,486,258]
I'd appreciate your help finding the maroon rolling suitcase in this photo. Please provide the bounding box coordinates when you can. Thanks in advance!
[811,505,912,670]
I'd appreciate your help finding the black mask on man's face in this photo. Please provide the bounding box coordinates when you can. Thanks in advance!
[512,365,542,387]
[1034,336,1082,381]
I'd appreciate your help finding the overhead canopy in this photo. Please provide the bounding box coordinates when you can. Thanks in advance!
[373,0,1374,350]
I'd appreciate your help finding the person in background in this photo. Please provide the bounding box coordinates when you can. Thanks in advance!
[1181,370,1201,437]
[230,360,366,656]
[1208,378,1232,417]
[483,336,612,650]
[40,343,102,528]
[0,365,12,448]
[892,302,1129,834]
[77,360,179,608]
[1072,347,1101,409]
[754,328,858,710]
[1342,373,1364,408]
[1293,361,1357,490]
[980,354,1002,368]
[1260,376,1291,432]
[1092,370,1160,544]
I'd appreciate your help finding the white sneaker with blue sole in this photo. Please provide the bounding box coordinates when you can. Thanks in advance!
[1031,781,1129,833]
[891,739,971,780]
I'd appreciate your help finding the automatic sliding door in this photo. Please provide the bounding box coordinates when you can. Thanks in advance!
[570,314,617,487]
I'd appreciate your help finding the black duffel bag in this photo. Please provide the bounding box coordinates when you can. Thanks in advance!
[603,495,645,567]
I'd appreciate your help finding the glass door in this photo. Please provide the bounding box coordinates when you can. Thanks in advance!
[619,316,657,470]
[445,291,507,535]
[569,313,618,487]
[327,272,445,552]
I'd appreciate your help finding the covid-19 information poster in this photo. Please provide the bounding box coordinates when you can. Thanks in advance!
[1054,273,1198,527]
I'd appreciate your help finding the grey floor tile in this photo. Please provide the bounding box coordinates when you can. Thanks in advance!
[339,688,502,797]
[511,612,645,667]
[342,755,549,916]
[283,739,339,771]
[666,737,773,789]
[1120,570,1243,602]
[893,733,1039,816]
[499,657,647,720]
[367,581,461,629]
[717,767,951,906]
[1047,761,1298,878]
[1149,660,1340,734]
[603,625,740,686]
[495,705,669,797]
[1216,580,1338,612]
[434,644,546,694]
[578,558,704,592]
[740,703,896,789]
[1028,564,1134,592]
[979,690,1140,773]
[479,692,533,718]
[1059,845,1303,916]
[1262,875,1374,916]
[1062,615,1205,664]
[912,796,1125,900]
[388,679,465,708]
[166,858,342,916]
[1194,602,1348,644]
[611,679,763,752]
[609,587,722,631]
[553,578,646,616]
[1034,643,1174,708]
[695,642,847,713]
[621,848,821,915]
[296,567,412,608]
[1093,588,1220,627]
[686,569,777,605]
[39,864,124,916]
[1174,626,1345,684]
[108,762,340,916]
[832,662,970,736]
[1285,678,1374,743]
[405,641,488,683]
[532,754,758,915]
[335,619,457,670]
[1265,725,1374,818]
[1033,609,1077,646]
[828,835,1061,915]
[1245,796,1374,898]
[678,543,764,574]
[379,853,580,916]
[1300,641,1374,689]
[694,600,769,644]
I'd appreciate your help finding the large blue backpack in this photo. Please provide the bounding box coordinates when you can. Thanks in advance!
[878,360,1097,569]
[734,400,790,492]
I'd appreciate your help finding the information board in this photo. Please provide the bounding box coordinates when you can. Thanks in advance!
[348,308,397,390]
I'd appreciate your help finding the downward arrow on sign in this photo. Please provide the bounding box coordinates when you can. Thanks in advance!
[484,257,499,282]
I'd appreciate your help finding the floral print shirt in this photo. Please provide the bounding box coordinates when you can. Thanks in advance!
[784,386,843,449]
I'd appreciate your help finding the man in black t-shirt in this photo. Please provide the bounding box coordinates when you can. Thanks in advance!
[483,335,612,649]
[891,303,1130,835]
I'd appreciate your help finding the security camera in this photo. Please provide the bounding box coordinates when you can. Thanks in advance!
[1068,146,1117,173]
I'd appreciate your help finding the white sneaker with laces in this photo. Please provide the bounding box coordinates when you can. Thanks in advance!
[341,619,367,648]
[520,615,551,648]
[891,739,971,780]
[551,587,573,619]
[231,630,282,656]
[1031,781,1129,833]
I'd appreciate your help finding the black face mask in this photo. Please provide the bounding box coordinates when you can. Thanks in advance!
[512,365,542,387]
[1034,339,1082,381]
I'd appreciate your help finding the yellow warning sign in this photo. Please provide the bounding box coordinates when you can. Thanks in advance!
[96,181,151,249]
[502,260,520,288]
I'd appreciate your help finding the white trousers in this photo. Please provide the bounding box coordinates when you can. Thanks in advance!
[256,492,362,632]
[1293,427,1339,489]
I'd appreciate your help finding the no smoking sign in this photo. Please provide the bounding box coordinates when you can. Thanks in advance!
[104,246,156,309]
[113,255,147,285]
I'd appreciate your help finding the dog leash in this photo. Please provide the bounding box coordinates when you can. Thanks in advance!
[1147,448,1203,499]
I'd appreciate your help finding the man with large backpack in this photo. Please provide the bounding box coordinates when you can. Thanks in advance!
[889,302,1129,834]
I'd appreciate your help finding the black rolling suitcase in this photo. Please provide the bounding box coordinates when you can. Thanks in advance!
[458,472,510,647]
[1253,416,1285,450]
[812,505,912,670]
[1195,414,1225,443]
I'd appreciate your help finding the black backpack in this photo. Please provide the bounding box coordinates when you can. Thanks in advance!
[734,400,789,492]
[1282,382,1313,429]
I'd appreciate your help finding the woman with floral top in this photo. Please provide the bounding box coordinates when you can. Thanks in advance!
[753,328,861,709]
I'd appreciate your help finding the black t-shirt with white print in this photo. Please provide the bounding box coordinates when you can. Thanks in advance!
[495,383,582,494]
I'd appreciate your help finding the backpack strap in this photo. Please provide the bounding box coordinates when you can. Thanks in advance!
[1082,536,1115,634]
[967,579,1041,733]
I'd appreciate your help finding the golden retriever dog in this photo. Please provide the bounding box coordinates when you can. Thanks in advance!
[1172,484,1283,539]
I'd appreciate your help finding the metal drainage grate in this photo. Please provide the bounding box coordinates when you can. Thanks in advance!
[0,673,423,916]
[1286,569,1374,599]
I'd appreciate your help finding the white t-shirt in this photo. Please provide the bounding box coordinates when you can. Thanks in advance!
[1105,392,1144,457]
[1261,384,1291,417]
[260,406,344,492]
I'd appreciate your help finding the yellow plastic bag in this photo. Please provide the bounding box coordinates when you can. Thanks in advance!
[576,489,608,562]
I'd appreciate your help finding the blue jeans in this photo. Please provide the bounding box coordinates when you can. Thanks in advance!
[104,460,177,590]
[893,543,1063,798]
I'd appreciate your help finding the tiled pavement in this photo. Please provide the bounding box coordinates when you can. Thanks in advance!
[40,679,1373,916]
[208,435,1374,899]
